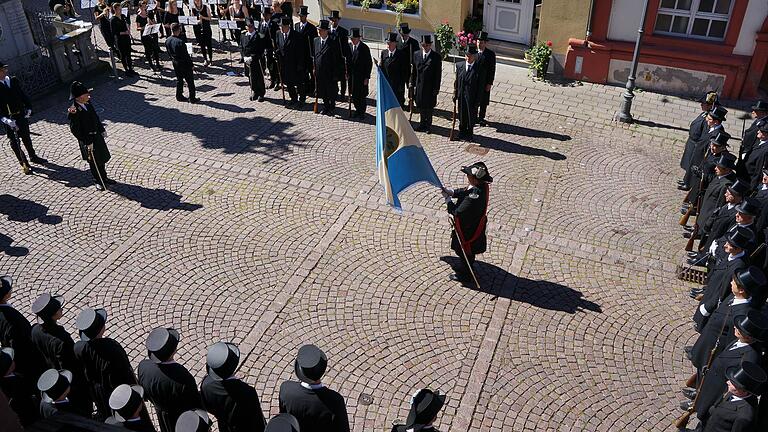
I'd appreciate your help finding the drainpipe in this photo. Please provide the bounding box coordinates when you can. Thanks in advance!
[584,0,596,47]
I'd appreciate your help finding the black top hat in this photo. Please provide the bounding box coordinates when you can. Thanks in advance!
[734,266,767,296]
[31,293,64,320]
[735,197,760,217]
[715,153,737,171]
[727,179,750,197]
[318,20,331,31]
[350,27,362,38]
[726,226,754,251]
[725,361,767,394]
[710,132,731,147]
[328,10,340,19]
[109,384,145,421]
[299,5,308,16]
[406,389,446,428]
[421,35,433,45]
[709,106,728,122]
[461,162,493,183]
[0,347,14,377]
[265,413,301,432]
[294,344,327,383]
[751,100,768,112]
[698,91,719,105]
[280,17,291,26]
[759,124,768,134]
[478,31,489,41]
[146,327,180,362]
[466,45,478,55]
[0,61,7,69]
[0,275,11,299]
[734,310,768,342]
[386,32,398,43]
[76,308,107,341]
[175,409,212,432]
[399,23,411,34]
[69,81,89,100]
[206,342,241,380]
[37,369,72,402]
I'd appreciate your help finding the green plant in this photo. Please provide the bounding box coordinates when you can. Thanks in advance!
[463,15,482,34]
[525,40,553,78]
[435,20,456,60]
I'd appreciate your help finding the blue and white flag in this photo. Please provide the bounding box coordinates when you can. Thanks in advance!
[375,66,442,210]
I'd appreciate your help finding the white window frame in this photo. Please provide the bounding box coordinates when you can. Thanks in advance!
[654,0,734,41]
[345,1,422,18]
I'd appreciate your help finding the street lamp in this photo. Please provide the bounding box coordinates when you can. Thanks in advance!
[617,0,651,124]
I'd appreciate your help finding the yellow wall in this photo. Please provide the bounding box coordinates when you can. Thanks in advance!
[320,0,470,34]
[537,0,591,54]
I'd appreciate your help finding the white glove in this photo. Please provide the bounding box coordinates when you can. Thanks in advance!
[709,240,718,255]
[1,118,17,129]
[243,56,252,64]
[24,109,32,118]
[87,144,94,151]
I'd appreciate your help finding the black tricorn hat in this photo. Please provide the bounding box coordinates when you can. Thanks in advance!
[735,197,760,217]
[698,91,719,105]
[146,327,180,362]
[69,81,90,100]
[328,10,340,19]
[76,308,107,341]
[709,106,728,122]
[0,275,11,299]
[421,34,433,44]
[31,293,64,320]
[294,344,327,383]
[727,179,750,197]
[175,409,212,432]
[725,361,767,394]
[109,384,144,421]
[0,347,14,377]
[478,31,489,41]
[265,413,301,432]
[399,22,411,34]
[734,266,767,296]
[299,5,309,16]
[386,32,398,43]
[206,342,240,380]
[466,45,478,55]
[405,389,446,428]
[37,368,72,402]
[715,153,737,170]
[751,100,768,112]
[351,27,362,38]
[734,310,768,342]
[726,226,754,251]
[281,17,292,26]
[461,161,493,183]
[710,131,731,147]
[318,20,331,30]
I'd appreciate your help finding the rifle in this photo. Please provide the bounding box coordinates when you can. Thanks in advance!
[309,36,318,114]
[449,93,457,141]
[347,43,353,118]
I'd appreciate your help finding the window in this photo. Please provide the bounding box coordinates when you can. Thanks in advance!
[654,0,732,40]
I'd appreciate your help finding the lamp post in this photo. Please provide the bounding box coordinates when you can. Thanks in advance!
[617,0,651,124]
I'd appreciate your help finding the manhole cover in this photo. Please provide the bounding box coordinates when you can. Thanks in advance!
[358,393,374,405]
[465,144,489,156]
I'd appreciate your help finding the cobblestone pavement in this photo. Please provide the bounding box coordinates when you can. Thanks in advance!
[0,32,735,430]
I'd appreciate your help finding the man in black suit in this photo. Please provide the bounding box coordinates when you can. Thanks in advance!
[680,92,718,188]
[0,275,45,381]
[0,347,39,426]
[73,308,137,421]
[689,227,750,304]
[391,388,446,432]
[313,20,343,115]
[107,384,156,431]
[295,6,318,97]
[165,23,198,103]
[476,32,496,126]
[37,368,89,418]
[397,23,419,112]
[683,132,732,220]
[327,10,350,102]
[30,293,92,416]
[278,344,349,432]
[410,35,441,133]
[67,81,114,191]
[277,17,308,107]
[682,106,728,192]
[200,342,266,432]
[454,46,482,141]
[690,152,737,242]
[137,327,202,432]
[241,18,266,102]
[736,100,768,176]
[260,8,280,90]
[0,61,46,175]
[347,28,371,120]
[696,362,765,432]
[380,32,408,108]
[743,125,768,190]
[692,180,750,263]
[110,4,138,77]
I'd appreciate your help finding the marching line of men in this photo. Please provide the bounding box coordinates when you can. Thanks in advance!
[676,92,768,431]
[0,277,447,431]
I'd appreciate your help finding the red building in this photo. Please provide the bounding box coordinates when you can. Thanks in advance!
[563,0,768,99]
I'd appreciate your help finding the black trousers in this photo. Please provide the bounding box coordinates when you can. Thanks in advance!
[338,78,346,99]
[116,37,133,71]
[245,60,266,98]
[392,82,405,107]
[266,51,279,85]
[478,102,488,121]
[172,63,196,99]
[141,35,160,65]
[419,107,434,130]
[87,158,108,183]
[458,98,477,137]
[322,81,338,112]
[5,117,36,165]
[286,84,304,102]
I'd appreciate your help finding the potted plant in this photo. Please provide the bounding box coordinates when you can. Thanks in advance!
[525,40,553,79]
[402,0,418,14]
[435,20,456,60]
[463,15,482,35]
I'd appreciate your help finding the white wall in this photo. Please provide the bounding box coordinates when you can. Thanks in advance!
[607,0,644,42]
[733,0,768,56]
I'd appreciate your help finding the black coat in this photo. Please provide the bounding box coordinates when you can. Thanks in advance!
[698,173,737,230]
[689,127,724,178]
[690,295,755,369]
[397,36,419,67]
[380,49,408,89]
[137,360,202,432]
[295,21,317,67]
[689,150,731,202]
[703,393,758,432]
[278,381,349,432]
[110,15,131,49]
[68,101,111,164]
[165,35,193,69]
[411,50,441,108]
[0,76,31,123]
[200,375,266,432]
[39,400,85,419]
[455,61,482,111]
[743,141,768,189]
[112,417,158,431]
[348,41,372,89]
[74,337,136,419]
[477,48,496,106]
[696,342,761,419]
[276,30,308,86]
[737,116,768,173]
[701,204,738,250]
[0,374,39,425]
[329,26,351,62]
[681,112,709,169]
[0,304,45,379]
[695,251,746,322]
[241,31,265,58]
[313,38,343,98]
[448,184,489,255]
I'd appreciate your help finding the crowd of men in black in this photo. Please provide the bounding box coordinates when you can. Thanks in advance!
[675,92,768,431]
[0,276,447,431]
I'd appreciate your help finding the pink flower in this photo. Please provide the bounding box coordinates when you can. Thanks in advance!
[546,40,553,47]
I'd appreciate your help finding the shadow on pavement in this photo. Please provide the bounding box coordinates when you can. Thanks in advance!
[0,233,28,257]
[441,256,602,314]
[108,182,203,212]
[633,119,689,133]
[34,162,95,189]
[0,194,63,225]
[493,122,571,142]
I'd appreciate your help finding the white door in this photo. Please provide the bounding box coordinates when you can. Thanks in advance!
[483,0,535,45]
